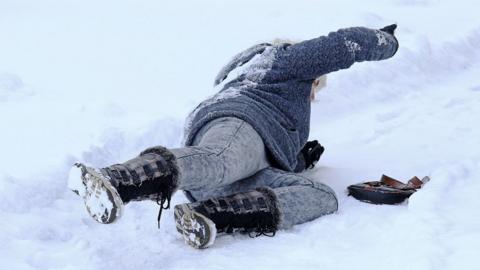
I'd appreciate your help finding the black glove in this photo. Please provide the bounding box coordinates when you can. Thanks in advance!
[380,24,397,35]
[300,140,325,169]
[379,23,399,55]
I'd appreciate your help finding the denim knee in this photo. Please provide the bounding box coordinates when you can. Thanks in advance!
[274,172,339,214]
[305,177,337,209]
[310,180,338,213]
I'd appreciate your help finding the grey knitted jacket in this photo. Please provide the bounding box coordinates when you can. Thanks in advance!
[183,27,398,172]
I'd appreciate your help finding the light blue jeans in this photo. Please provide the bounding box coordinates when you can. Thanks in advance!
[170,117,337,229]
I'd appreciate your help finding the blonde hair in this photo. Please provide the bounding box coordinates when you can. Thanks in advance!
[313,75,327,92]
[311,75,327,101]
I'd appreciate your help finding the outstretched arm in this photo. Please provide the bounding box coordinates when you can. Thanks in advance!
[274,25,399,81]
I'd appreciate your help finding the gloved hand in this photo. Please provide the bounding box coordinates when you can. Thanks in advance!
[380,24,397,35]
[379,23,399,54]
[300,140,325,169]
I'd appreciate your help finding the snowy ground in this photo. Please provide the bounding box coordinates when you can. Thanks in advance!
[1,0,480,269]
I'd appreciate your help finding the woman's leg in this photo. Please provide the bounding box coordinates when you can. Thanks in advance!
[69,117,271,224]
[174,167,337,248]
[244,167,338,229]
[185,167,338,229]
[171,116,271,191]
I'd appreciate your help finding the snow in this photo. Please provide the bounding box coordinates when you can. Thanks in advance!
[67,166,84,197]
[375,30,389,46]
[344,39,362,55]
[1,0,480,269]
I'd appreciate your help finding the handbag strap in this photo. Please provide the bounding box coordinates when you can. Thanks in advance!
[380,175,430,190]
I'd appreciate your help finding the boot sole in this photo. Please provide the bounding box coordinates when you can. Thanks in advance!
[174,204,217,249]
[76,164,124,224]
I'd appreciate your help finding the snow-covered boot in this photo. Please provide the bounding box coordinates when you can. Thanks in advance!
[68,163,124,224]
[174,187,281,249]
[68,146,179,226]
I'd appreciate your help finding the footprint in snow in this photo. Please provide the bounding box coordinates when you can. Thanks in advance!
[470,85,480,92]
[0,73,34,102]
[375,109,403,122]
[0,73,24,92]
[443,98,467,108]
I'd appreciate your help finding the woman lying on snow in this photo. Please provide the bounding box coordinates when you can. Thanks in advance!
[69,24,399,249]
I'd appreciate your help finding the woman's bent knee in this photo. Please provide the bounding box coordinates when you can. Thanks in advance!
[282,174,339,216]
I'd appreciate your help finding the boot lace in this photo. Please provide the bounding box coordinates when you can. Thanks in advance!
[248,217,277,238]
[156,185,173,229]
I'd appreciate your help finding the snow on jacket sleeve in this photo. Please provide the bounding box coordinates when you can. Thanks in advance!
[273,27,399,81]
[213,43,271,86]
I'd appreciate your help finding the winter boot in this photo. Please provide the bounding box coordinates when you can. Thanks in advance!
[68,146,179,226]
[174,187,281,249]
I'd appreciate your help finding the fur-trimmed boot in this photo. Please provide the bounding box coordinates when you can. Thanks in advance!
[174,187,281,249]
[68,146,179,226]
